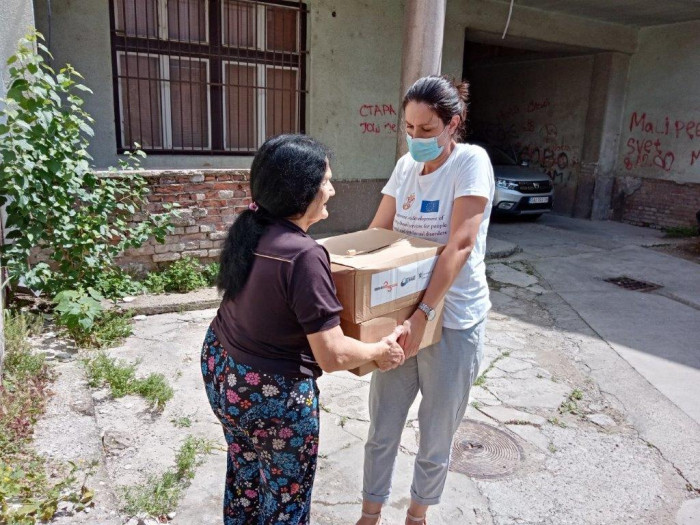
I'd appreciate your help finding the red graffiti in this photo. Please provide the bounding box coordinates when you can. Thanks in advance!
[521,119,535,133]
[359,104,397,117]
[526,98,550,113]
[691,150,700,166]
[360,122,396,135]
[629,111,700,140]
[624,138,675,172]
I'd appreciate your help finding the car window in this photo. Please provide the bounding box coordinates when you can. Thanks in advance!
[484,146,517,166]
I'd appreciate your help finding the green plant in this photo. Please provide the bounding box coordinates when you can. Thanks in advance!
[1,312,85,525]
[0,31,174,297]
[53,288,104,335]
[202,262,220,287]
[53,288,133,348]
[94,268,146,301]
[3,310,45,383]
[664,226,699,238]
[142,256,215,294]
[142,272,167,295]
[121,436,214,517]
[82,352,173,409]
[559,389,584,415]
[170,416,192,428]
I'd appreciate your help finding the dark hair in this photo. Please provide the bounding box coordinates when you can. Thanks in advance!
[217,134,330,300]
[403,75,470,140]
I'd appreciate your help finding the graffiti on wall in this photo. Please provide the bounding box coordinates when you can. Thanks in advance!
[623,111,700,174]
[474,98,580,186]
[358,103,398,136]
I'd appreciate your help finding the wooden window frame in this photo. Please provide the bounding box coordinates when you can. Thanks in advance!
[109,0,307,155]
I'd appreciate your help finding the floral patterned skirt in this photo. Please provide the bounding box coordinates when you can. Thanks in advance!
[201,326,320,525]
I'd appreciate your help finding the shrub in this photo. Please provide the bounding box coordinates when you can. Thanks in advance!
[0,31,174,297]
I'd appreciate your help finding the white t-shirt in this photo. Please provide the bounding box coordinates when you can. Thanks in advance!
[382,143,495,329]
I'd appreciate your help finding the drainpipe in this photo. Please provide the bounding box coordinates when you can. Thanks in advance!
[395,0,447,160]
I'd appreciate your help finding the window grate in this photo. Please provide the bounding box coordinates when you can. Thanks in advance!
[109,0,307,155]
[603,276,662,293]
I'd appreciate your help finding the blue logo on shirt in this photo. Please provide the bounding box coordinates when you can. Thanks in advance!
[420,200,440,213]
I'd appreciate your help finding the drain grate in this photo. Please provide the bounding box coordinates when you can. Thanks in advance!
[604,276,662,292]
[449,421,523,479]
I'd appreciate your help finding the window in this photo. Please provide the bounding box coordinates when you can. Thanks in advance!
[110,0,306,154]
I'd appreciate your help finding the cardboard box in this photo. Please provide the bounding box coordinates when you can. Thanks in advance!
[317,228,445,376]
[318,228,444,324]
[341,301,445,376]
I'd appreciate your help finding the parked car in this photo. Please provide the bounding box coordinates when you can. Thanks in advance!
[479,144,554,219]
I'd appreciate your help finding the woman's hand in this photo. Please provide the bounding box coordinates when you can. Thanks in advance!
[375,325,406,371]
[398,311,427,359]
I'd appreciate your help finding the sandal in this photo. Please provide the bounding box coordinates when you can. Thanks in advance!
[359,510,381,524]
[406,510,427,524]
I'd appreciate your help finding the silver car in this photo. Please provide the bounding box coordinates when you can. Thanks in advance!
[481,144,554,219]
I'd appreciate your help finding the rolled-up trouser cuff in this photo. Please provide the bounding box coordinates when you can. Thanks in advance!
[362,490,391,504]
[409,487,441,506]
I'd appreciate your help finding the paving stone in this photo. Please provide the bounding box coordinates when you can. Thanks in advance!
[486,331,527,351]
[495,356,533,373]
[506,423,551,452]
[480,405,547,426]
[488,263,539,288]
[487,377,571,409]
[676,498,700,525]
[587,413,617,428]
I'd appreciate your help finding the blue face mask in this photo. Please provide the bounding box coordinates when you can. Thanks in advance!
[406,126,449,162]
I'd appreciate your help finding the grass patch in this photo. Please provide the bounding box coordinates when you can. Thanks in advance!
[548,417,567,428]
[558,389,584,415]
[121,436,215,517]
[82,352,173,410]
[1,311,87,524]
[664,226,699,239]
[473,350,511,387]
[170,416,192,428]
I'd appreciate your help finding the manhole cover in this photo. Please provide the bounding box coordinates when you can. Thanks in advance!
[449,421,523,479]
[604,276,662,292]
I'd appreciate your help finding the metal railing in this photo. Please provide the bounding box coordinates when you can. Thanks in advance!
[109,0,307,155]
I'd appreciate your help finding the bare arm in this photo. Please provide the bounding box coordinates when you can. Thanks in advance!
[307,325,405,373]
[369,195,396,230]
[399,195,488,356]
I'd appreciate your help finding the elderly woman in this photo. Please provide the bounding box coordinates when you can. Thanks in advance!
[358,76,495,525]
[201,134,405,525]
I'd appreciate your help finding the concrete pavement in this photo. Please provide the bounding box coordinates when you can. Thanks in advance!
[30,214,700,524]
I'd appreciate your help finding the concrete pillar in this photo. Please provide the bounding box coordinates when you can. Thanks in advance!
[573,52,630,219]
[395,0,447,160]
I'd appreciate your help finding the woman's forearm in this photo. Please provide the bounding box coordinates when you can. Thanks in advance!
[421,243,472,309]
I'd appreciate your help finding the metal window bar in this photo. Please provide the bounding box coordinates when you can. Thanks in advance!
[109,0,306,155]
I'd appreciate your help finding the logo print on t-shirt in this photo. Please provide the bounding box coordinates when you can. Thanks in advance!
[403,193,416,210]
[420,200,440,213]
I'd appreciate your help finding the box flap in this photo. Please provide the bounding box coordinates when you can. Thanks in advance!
[318,228,441,270]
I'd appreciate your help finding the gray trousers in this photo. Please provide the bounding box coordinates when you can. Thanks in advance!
[362,319,486,506]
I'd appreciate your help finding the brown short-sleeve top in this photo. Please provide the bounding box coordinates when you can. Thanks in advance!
[211,219,342,378]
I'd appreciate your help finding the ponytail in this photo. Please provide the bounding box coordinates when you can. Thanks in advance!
[217,134,330,301]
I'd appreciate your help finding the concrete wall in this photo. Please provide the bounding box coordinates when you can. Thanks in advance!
[0,0,35,101]
[441,0,638,80]
[33,0,404,180]
[611,20,700,228]
[616,21,700,185]
[468,55,594,215]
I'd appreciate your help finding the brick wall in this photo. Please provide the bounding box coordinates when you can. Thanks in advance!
[116,169,251,272]
[611,176,700,229]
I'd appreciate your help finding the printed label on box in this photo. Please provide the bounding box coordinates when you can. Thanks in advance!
[370,256,438,307]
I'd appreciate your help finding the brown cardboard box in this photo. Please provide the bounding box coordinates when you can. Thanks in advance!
[341,301,445,376]
[318,228,444,324]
